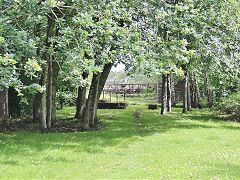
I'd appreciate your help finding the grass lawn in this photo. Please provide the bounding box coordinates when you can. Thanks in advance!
[0,105,240,179]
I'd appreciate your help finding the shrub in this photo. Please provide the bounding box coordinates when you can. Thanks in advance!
[56,91,77,107]
[217,92,240,120]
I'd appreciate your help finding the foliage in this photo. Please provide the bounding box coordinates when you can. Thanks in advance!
[107,70,159,84]
[0,0,239,123]
[217,91,240,120]
[0,0,42,90]
[56,91,77,107]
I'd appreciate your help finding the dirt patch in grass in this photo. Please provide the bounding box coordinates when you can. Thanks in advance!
[0,118,85,133]
[0,116,109,134]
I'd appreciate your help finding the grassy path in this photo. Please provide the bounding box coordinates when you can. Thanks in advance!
[0,105,240,179]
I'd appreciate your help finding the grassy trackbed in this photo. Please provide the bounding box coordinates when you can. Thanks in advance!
[0,105,240,179]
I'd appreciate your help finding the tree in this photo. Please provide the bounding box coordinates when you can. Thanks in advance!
[167,74,172,112]
[0,0,41,127]
[1,0,240,131]
[75,72,88,119]
[182,71,188,113]
[161,74,167,115]
[64,1,141,130]
[0,87,9,128]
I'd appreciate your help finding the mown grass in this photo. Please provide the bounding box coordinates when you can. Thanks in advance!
[0,105,240,179]
[100,92,158,104]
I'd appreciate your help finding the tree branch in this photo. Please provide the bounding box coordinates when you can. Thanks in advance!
[1,7,11,14]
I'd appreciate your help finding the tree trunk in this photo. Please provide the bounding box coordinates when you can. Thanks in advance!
[191,72,197,108]
[195,74,203,109]
[51,27,60,125]
[46,56,53,129]
[39,67,48,132]
[51,60,59,125]
[37,13,55,132]
[171,75,176,106]
[33,93,41,122]
[97,63,114,102]
[75,72,88,119]
[167,74,172,112]
[187,72,192,111]
[94,63,114,121]
[45,13,55,129]
[0,87,9,128]
[204,71,214,108]
[33,22,42,122]
[33,69,45,122]
[161,74,167,115]
[182,71,188,113]
[82,73,101,130]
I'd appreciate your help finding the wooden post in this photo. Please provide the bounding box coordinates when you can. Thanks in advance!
[110,91,112,102]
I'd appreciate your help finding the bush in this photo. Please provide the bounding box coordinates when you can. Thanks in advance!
[56,91,77,107]
[217,92,240,120]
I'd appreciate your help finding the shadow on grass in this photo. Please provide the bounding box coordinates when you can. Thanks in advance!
[0,106,238,159]
[0,161,19,166]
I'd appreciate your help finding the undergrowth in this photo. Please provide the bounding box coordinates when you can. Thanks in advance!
[216,92,240,121]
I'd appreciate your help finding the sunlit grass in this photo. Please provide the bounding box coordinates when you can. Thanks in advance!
[0,105,240,179]
[99,92,158,104]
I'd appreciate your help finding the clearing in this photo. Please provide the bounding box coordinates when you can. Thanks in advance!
[0,105,240,179]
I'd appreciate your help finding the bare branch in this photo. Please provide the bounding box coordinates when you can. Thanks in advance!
[51,9,59,21]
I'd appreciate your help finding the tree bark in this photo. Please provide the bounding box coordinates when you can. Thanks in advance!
[82,73,101,130]
[94,63,114,121]
[97,63,114,102]
[46,56,53,129]
[187,72,192,111]
[51,27,60,125]
[161,74,167,115]
[171,75,176,106]
[195,74,203,109]
[204,71,214,108]
[191,72,197,108]
[167,74,172,112]
[0,87,9,128]
[33,93,41,122]
[182,71,188,113]
[75,72,88,119]
[39,67,48,132]
[37,13,55,132]
[51,60,59,125]
[33,68,46,122]
[45,13,55,129]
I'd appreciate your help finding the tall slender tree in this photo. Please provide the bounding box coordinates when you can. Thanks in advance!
[204,71,214,108]
[187,72,192,111]
[167,74,172,112]
[161,74,168,115]
[0,87,9,128]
